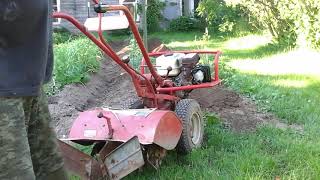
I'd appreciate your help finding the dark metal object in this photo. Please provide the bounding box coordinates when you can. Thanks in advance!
[57,140,104,180]
[94,4,107,13]
[165,66,173,79]
[58,137,144,180]
[121,55,130,64]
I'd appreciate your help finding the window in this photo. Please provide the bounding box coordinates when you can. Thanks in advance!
[53,0,61,24]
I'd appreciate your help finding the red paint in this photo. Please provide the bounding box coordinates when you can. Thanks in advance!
[53,3,222,152]
[157,80,221,92]
[66,109,182,150]
[53,5,222,109]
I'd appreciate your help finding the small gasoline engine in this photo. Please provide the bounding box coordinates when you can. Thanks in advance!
[156,53,212,98]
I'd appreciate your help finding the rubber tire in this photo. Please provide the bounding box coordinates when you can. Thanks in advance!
[122,98,144,109]
[175,99,204,154]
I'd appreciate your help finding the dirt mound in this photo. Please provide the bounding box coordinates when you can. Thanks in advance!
[148,38,163,51]
[190,86,277,132]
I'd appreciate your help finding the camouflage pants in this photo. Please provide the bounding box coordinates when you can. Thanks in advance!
[0,90,64,180]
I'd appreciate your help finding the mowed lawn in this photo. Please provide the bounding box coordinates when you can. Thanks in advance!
[125,32,320,179]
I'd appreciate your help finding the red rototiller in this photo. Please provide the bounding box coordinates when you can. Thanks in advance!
[53,1,221,179]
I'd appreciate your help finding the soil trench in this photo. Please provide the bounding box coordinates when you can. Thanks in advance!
[190,87,276,132]
[49,41,299,138]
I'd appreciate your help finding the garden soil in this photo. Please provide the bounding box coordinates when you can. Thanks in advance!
[49,40,300,138]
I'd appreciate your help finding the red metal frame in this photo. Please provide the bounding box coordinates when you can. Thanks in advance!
[53,2,221,109]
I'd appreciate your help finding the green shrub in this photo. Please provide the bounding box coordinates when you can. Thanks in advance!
[240,0,298,46]
[53,29,77,44]
[147,0,165,32]
[53,38,101,87]
[169,16,199,31]
[240,0,320,48]
[128,35,142,70]
[196,0,254,35]
[296,0,320,48]
[138,0,165,32]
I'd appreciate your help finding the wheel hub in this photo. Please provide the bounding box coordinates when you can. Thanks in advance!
[190,113,201,145]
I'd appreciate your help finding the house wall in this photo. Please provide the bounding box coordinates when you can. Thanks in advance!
[160,0,194,25]
[161,0,182,21]
[55,0,192,32]
[183,0,194,16]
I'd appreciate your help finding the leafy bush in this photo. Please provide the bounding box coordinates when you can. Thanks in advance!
[240,0,320,48]
[147,0,165,31]
[138,0,165,32]
[128,35,142,70]
[196,0,254,35]
[296,0,320,48]
[240,0,298,46]
[169,16,199,31]
[53,38,101,88]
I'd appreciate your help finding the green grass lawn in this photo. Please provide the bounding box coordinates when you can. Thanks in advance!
[123,32,320,179]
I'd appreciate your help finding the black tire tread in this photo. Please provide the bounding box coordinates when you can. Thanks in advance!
[175,99,204,154]
[122,98,144,109]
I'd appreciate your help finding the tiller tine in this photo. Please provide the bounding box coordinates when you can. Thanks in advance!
[58,136,144,180]
[58,140,104,179]
[103,136,144,179]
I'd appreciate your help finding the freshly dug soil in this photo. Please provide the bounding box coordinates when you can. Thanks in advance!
[190,87,275,132]
[49,41,137,138]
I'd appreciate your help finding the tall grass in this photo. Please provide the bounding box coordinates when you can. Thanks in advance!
[46,37,102,95]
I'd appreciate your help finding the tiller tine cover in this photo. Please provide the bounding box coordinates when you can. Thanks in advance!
[64,108,183,150]
[58,136,144,180]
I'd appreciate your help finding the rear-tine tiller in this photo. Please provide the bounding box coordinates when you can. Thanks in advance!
[53,1,222,179]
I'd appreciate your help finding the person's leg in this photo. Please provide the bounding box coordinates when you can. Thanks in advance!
[26,90,68,180]
[0,97,36,180]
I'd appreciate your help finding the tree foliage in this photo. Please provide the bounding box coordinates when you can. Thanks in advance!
[196,0,320,48]
[138,0,165,32]
[241,0,320,47]
[169,16,199,31]
[196,0,254,35]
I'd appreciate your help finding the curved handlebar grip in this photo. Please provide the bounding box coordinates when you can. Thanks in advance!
[94,4,107,13]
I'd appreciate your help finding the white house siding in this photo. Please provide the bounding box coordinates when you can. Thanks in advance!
[160,0,195,21]
[161,0,182,20]
[55,0,194,32]
[183,0,194,16]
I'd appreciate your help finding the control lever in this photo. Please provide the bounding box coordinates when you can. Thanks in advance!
[94,3,107,13]
[165,66,172,80]
[97,112,114,138]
